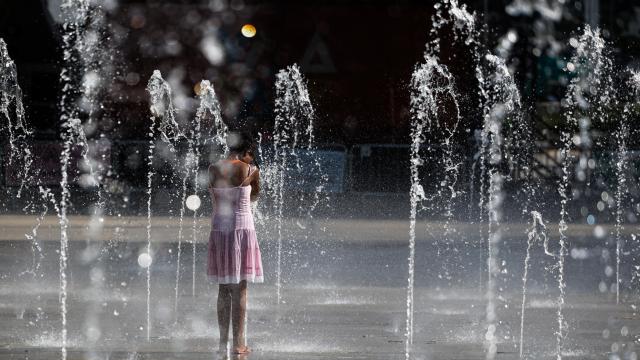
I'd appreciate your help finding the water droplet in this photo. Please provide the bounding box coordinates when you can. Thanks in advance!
[186,195,201,211]
[138,253,152,268]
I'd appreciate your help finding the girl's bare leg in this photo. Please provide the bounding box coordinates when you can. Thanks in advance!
[217,285,231,352]
[231,280,250,354]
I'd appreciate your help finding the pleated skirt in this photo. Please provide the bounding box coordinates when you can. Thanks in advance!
[207,228,264,284]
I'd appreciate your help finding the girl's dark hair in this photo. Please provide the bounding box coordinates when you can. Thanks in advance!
[226,131,254,154]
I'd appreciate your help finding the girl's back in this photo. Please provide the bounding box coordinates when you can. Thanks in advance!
[210,160,251,188]
[209,160,258,230]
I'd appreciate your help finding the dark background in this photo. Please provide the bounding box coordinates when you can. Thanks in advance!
[2,0,639,145]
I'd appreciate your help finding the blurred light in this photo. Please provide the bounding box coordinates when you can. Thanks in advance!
[137,253,152,268]
[622,326,629,337]
[186,195,201,211]
[587,214,596,225]
[125,72,140,86]
[200,35,225,65]
[569,37,578,48]
[604,265,614,277]
[241,24,257,38]
[130,14,146,29]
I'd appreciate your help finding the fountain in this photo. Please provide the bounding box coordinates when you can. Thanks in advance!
[406,2,479,356]
[264,63,326,304]
[552,25,615,358]
[145,70,183,339]
[408,55,461,353]
[408,1,523,358]
[519,211,547,358]
[0,39,34,197]
[1,38,40,280]
[172,79,227,317]
[190,79,227,297]
[4,1,640,359]
[480,53,522,360]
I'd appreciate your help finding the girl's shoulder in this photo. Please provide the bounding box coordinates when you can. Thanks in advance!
[211,160,250,174]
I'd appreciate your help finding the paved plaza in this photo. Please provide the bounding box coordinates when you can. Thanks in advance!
[0,216,638,359]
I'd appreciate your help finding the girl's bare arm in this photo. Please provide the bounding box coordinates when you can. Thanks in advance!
[250,168,260,202]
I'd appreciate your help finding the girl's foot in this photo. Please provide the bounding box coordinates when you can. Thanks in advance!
[232,345,251,354]
[215,349,229,360]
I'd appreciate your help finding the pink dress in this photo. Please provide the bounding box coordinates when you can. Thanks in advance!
[207,167,264,284]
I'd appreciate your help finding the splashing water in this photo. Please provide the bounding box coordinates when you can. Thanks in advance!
[0,38,41,283]
[0,38,34,198]
[191,80,225,296]
[407,2,480,358]
[145,70,183,339]
[625,72,640,301]
[614,90,631,305]
[174,165,190,318]
[199,80,228,152]
[429,0,478,57]
[409,2,525,358]
[268,64,321,304]
[481,53,521,360]
[172,80,226,315]
[407,55,461,356]
[57,1,95,358]
[554,26,615,358]
[519,211,548,358]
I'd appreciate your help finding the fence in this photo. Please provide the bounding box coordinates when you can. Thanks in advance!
[2,141,634,195]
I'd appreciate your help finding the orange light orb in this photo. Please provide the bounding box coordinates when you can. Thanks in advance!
[241,24,257,38]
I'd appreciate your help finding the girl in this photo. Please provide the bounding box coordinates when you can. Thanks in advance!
[208,131,263,355]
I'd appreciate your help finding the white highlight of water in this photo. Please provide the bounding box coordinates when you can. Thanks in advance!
[173,79,224,320]
[481,53,521,360]
[555,26,614,358]
[520,211,547,358]
[174,173,189,318]
[198,80,228,152]
[406,2,479,357]
[0,39,42,281]
[407,55,460,357]
[271,64,317,304]
[190,80,222,297]
[615,102,629,305]
[145,70,182,340]
[0,38,34,198]
[58,1,94,358]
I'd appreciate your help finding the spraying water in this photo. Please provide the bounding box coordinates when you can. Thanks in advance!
[173,79,227,313]
[191,80,225,296]
[270,64,319,304]
[554,26,615,358]
[58,1,93,358]
[199,80,228,152]
[408,54,461,356]
[174,170,189,318]
[481,53,521,360]
[519,211,548,358]
[145,70,183,339]
[0,38,34,198]
[615,102,629,305]
[0,38,41,280]
[406,2,481,357]
[624,71,640,302]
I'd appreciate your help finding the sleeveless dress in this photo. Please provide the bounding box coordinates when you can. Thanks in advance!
[207,166,264,284]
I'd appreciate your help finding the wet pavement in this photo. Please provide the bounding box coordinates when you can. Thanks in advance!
[0,216,638,359]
